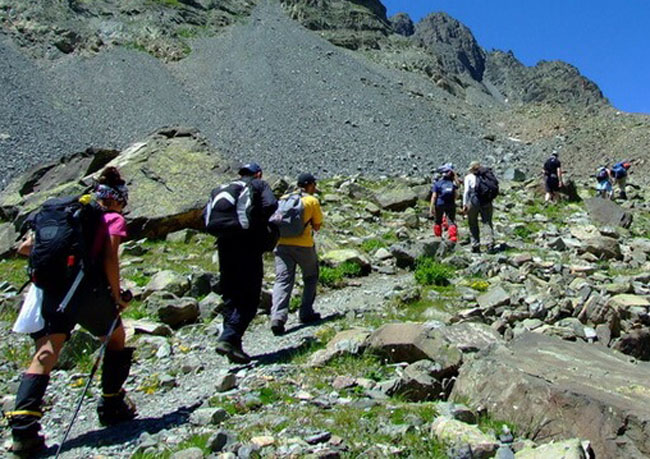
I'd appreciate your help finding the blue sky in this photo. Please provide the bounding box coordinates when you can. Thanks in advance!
[381,1,650,114]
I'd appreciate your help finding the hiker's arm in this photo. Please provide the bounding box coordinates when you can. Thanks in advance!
[16,234,33,257]
[259,183,278,220]
[429,193,436,216]
[104,234,127,310]
[558,167,564,185]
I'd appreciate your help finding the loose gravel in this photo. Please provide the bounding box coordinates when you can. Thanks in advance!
[0,0,497,190]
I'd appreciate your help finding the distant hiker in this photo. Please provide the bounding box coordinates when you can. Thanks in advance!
[596,166,613,199]
[610,161,631,200]
[430,165,458,243]
[463,161,498,254]
[210,163,277,364]
[269,173,324,336]
[6,167,135,455]
[542,151,563,203]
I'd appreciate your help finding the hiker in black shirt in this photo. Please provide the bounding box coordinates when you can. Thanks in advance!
[543,152,563,203]
[215,162,277,364]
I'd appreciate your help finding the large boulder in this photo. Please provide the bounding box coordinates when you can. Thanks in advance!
[321,249,371,274]
[389,238,443,268]
[613,329,650,361]
[367,323,462,375]
[373,186,418,212]
[452,332,650,458]
[0,222,18,258]
[585,197,633,229]
[309,329,370,367]
[476,286,510,310]
[514,439,586,459]
[0,128,234,240]
[144,270,191,298]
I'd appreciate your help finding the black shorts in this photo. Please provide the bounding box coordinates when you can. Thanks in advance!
[31,276,120,341]
[545,174,560,192]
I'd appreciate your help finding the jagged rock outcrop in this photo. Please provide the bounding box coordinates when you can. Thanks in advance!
[389,13,414,37]
[280,0,391,49]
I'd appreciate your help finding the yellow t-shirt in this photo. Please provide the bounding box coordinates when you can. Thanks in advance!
[278,194,323,247]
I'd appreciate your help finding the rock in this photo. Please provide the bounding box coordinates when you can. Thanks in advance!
[389,238,442,268]
[304,431,331,445]
[559,179,581,202]
[250,436,275,447]
[609,294,650,316]
[390,360,444,401]
[215,373,238,392]
[585,197,633,229]
[433,322,503,353]
[390,12,414,36]
[151,295,200,329]
[435,401,477,424]
[190,407,229,426]
[367,323,462,373]
[56,330,100,370]
[431,416,498,458]
[0,221,18,258]
[166,229,198,244]
[128,319,173,337]
[321,249,371,274]
[581,236,622,260]
[503,168,526,182]
[189,271,219,298]
[198,292,223,320]
[452,333,650,458]
[547,237,567,251]
[309,329,370,367]
[514,438,586,458]
[207,430,234,453]
[144,270,190,298]
[477,286,510,310]
[374,247,392,260]
[613,329,650,361]
[171,447,204,459]
[373,186,418,211]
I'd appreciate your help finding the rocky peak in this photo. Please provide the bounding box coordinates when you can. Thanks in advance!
[389,12,414,37]
[414,12,486,82]
[485,50,606,106]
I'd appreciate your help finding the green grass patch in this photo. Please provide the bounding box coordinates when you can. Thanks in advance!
[477,413,518,437]
[512,222,543,240]
[130,433,211,459]
[360,238,386,253]
[0,257,28,290]
[319,261,363,288]
[121,299,151,321]
[414,257,455,286]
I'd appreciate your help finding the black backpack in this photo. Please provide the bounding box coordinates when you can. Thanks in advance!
[544,157,560,176]
[203,179,256,236]
[474,167,499,204]
[25,195,103,292]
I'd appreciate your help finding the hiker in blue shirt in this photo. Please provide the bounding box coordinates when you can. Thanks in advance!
[595,166,613,200]
[610,161,631,200]
[430,165,458,243]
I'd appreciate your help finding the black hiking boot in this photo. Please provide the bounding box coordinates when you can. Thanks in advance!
[471,246,481,254]
[9,432,46,457]
[97,389,137,426]
[299,312,321,324]
[7,373,49,456]
[215,340,251,364]
[271,320,285,336]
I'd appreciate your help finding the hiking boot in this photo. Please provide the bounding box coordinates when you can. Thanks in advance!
[471,246,481,254]
[10,432,45,456]
[97,389,137,426]
[300,312,321,324]
[215,340,251,364]
[271,320,285,336]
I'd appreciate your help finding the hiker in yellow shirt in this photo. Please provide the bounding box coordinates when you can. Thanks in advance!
[270,173,323,336]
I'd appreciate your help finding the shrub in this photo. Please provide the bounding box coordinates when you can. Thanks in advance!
[414,257,455,286]
[468,279,490,292]
[319,261,363,288]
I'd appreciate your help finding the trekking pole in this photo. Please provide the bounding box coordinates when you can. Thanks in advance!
[54,289,131,458]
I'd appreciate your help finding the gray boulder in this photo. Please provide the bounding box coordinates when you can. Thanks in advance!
[514,439,586,458]
[389,238,442,268]
[613,329,650,361]
[309,329,370,367]
[477,286,511,310]
[503,168,526,182]
[581,236,622,260]
[389,360,444,401]
[373,186,418,211]
[431,416,498,459]
[0,222,18,258]
[145,270,190,298]
[390,12,414,37]
[452,332,650,458]
[585,197,633,229]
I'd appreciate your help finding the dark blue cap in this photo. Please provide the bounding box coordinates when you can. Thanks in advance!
[297,173,317,186]
[238,162,262,175]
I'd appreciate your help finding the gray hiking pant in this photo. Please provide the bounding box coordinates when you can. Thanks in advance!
[271,245,319,323]
[467,199,495,249]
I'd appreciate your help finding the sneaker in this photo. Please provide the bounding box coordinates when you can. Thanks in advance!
[215,340,251,364]
[97,390,137,426]
[10,433,45,456]
[299,312,321,324]
[271,320,285,336]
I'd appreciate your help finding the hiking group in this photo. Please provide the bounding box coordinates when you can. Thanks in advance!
[596,160,632,200]
[429,161,498,253]
[5,154,635,455]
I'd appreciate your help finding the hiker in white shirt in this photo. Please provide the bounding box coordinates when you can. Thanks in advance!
[463,161,495,254]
